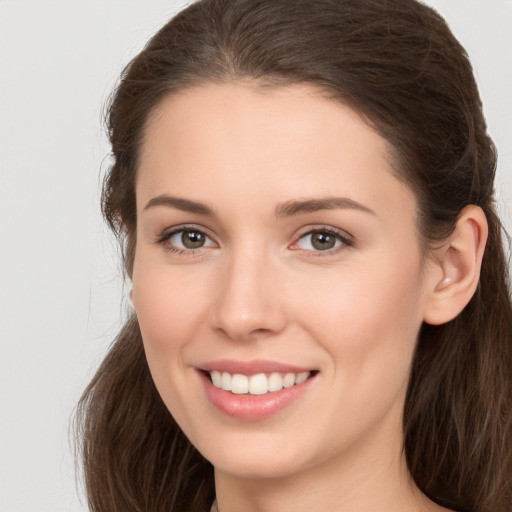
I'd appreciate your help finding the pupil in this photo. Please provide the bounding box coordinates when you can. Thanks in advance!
[182,230,205,249]
[312,232,335,250]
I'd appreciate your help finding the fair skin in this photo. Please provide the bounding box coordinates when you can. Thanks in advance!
[131,83,486,512]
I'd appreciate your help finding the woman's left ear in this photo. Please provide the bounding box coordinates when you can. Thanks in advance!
[423,205,488,325]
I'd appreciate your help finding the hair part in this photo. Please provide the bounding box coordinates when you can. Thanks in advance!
[78,1,512,511]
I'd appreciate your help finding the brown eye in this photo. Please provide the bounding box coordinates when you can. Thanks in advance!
[310,232,337,250]
[166,228,215,251]
[295,229,351,253]
[181,230,205,249]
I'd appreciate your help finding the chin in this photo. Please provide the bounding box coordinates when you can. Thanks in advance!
[213,455,304,480]
[195,430,317,480]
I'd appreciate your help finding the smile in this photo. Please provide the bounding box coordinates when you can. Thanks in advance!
[209,370,311,395]
[198,361,318,420]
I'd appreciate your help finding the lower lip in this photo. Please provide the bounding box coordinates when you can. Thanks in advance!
[199,371,316,421]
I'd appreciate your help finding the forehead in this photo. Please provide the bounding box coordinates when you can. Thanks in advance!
[141,82,390,158]
[136,82,416,225]
[142,81,387,147]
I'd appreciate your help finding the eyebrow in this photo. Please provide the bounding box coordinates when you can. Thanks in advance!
[144,195,213,215]
[275,197,376,218]
[143,194,375,217]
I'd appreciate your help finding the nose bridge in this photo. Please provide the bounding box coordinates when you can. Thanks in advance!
[212,241,286,340]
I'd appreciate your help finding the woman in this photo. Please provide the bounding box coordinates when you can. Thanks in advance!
[76,0,512,511]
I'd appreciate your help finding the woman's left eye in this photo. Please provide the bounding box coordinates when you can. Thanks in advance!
[293,229,352,252]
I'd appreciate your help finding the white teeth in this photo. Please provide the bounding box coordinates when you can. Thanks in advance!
[211,370,222,387]
[249,373,268,395]
[282,372,295,388]
[231,374,249,394]
[221,372,231,391]
[209,370,312,395]
[268,372,283,392]
[295,371,309,384]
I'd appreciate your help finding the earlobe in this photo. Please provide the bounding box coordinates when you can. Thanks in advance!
[423,205,488,326]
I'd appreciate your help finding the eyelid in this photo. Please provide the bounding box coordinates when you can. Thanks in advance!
[155,223,353,256]
[290,225,354,254]
[156,224,218,254]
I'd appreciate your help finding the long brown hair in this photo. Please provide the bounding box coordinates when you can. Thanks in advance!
[76,1,512,511]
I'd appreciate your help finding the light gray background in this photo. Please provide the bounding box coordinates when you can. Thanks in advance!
[0,1,511,510]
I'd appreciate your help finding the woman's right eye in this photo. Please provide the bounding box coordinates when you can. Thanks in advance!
[159,228,216,253]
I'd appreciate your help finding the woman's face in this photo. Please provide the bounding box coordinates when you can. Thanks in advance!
[132,83,437,479]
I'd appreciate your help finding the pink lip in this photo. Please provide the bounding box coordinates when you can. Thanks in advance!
[199,359,313,375]
[197,361,317,421]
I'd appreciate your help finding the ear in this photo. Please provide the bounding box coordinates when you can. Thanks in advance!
[423,205,488,325]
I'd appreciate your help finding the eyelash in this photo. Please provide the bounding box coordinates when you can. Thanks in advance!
[155,225,354,257]
[292,226,354,256]
[156,224,216,256]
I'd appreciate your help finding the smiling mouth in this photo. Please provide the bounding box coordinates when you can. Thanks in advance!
[204,370,317,396]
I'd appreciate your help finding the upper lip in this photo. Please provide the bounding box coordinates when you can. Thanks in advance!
[198,359,314,375]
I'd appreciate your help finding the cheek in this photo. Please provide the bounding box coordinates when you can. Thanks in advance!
[132,258,206,348]
[131,258,211,429]
[288,257,425,451]
[295,253,425,381]
[131,259,211,413]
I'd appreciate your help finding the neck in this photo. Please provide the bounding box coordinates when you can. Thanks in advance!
[213,412,447,512]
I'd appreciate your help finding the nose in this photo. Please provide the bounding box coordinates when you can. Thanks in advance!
[211,248,288,342]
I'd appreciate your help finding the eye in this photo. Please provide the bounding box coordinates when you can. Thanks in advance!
[294,228,352,252]
[158,227,217,253]
[170,229,209,249]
